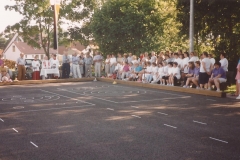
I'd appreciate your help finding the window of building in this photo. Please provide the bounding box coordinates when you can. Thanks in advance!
[32,55,35,58]
[25,55,27,58]
[41,55,44,60]
[12,46,15,52]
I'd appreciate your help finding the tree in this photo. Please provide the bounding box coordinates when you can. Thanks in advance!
[0,37,7,50]
[89,0,167,55]
[3,0,97,58]
[177,0,240,65]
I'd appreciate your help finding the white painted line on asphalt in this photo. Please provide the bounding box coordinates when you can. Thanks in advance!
[131,115,141,118]
[164,124,177,129]
[158,112,168,115]
[30,141,39,148]
[59,88,118,103]
[55,103,65,105]
[131,106,139,108]
[40,89,95,105]
[209,137,228,144]
[193,120,207,125]
[107,108,114,111]
[120,96,191,103]
[0,118,4,122]
[12,128,18,133]
[206,99,216,101]
[0,104,94,115]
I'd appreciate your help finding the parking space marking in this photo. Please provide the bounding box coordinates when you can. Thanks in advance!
[30,141,39,148]
[158,112,168,115]
[0,118,4,122]
[131,115,141,118]
[107,108,114,111]
[193,120,207,125]
[164,124,177,129]
[131,106,139,108]
[209,137,228,144]
[12,128,18,133]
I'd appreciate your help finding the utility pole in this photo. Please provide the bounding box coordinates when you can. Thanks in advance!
[189,0,194,52]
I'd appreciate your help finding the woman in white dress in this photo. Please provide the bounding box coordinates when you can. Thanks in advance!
[42,56,50,69]
[32,55,40,80]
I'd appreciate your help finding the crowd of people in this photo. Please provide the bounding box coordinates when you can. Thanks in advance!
[101,50,240,99]
[1,49,240,99]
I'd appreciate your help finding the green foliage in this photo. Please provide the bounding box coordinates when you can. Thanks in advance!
[89,0,167,55]
[177,0,240,64]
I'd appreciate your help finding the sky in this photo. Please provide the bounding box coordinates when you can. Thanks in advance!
[0,0,23,33]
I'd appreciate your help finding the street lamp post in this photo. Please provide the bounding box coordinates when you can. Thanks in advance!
[189,0,194,53]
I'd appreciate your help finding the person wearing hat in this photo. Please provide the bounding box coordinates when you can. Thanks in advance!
[208,61,226,92]
[84,52,93,77]
[16,53,26,80]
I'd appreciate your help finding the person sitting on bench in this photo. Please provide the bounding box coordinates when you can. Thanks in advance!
[208,61,226,92]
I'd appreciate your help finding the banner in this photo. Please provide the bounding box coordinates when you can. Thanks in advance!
[50,0,61,50]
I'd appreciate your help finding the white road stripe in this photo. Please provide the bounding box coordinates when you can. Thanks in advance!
[193,120,207,125]
[206,99,216,101]
[164,124,177,129]
[209,137,228,144]
[158,112,168,115]
[107,108,114,111]
[12,128,18,133]
[30,141,39,148]
[0,105,94,115]
[40,89,95,105]
[131,115,141,118]
[0,118,4,122]
[131,106,139,108]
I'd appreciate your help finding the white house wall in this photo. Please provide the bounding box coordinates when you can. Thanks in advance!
[4,43,21,61]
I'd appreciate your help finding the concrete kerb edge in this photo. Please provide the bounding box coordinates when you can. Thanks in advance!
[97,78,226,98]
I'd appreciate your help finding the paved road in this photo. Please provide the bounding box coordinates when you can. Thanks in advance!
[0,82,239,160]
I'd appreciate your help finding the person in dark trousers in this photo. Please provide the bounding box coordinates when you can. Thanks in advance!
[62,52,71,78]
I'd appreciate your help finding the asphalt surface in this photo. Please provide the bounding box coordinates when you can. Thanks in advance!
[0,81,239,160]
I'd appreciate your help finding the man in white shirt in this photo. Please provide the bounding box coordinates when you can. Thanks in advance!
[16,53,26,80]
[150,51,157,64]
[219,53,228,72]
[208,54,215,68]
[72,52,81,78]
[93,52,102,77]
[189,52,199,62]
[50,54,60,78]
[127,53,132,64]
[110,54,117,74]
[173,53,182,68]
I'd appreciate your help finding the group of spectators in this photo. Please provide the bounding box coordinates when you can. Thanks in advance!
[102,51,237,95]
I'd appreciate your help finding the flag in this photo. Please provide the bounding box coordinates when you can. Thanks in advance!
[51,0,61,50]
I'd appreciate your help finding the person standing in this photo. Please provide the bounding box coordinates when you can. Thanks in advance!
[84,52,93,77]
[72,52,82,78]
[219,53,228,72]
[32,55,40,80]
[16,53,26,80]
[93,52,102,77]
[0,55,4,67]
[62,53,71,78]
[198,52,212,89]
[79,55,84,77]
[110,54,117,74]
[105,54,111,76]
[50,54,60,79]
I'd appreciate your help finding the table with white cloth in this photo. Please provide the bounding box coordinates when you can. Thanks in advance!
[40,68,60,79]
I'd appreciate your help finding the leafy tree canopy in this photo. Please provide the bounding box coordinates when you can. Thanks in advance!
[90,0,167,55]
